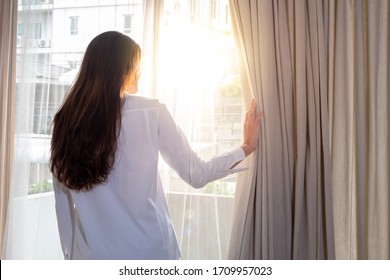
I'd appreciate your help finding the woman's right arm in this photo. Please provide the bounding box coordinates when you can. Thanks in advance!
[157,100,262,188]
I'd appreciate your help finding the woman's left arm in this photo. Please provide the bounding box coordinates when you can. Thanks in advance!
[53,177,74,259]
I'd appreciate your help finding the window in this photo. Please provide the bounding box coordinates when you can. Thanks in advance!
[34,22,42,39]
[16,22,42,41]
[11,0,242,260]
[17,22,23,36]
[68,61,78,70]
[70,17,78,35]
[123,15,132,34]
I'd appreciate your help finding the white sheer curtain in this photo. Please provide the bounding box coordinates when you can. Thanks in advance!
[156,0,243,259]
[4,0,146,259]
[3,0,243,259]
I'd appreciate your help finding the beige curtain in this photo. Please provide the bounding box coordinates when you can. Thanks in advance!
[329,0,389,259]
[0,0,17,258]
[228,0,389,260]
[228,0,334,259]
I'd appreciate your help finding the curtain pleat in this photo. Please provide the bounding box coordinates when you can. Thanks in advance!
[0,0,17,258]
[140,0,164,99]
[330,0,390,259]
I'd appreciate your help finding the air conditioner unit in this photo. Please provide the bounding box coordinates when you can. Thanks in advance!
[38,39,50,48]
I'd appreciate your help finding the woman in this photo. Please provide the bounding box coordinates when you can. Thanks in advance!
[50,31,262,260]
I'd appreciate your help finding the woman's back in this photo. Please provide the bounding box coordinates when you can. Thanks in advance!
[54,95,180,259]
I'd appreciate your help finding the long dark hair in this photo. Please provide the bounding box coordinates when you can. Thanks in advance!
[50,31,141,191]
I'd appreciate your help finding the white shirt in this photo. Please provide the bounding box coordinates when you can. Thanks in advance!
[53,95,245,260]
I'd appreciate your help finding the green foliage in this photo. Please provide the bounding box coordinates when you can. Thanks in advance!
[29,180,53,195]
[204,180,233,196]
[220,74,242,97]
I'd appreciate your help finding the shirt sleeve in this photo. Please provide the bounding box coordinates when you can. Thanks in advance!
[157,103,246,188]
[53,176,74,259]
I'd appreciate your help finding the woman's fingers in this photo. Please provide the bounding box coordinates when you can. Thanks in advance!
[247,99,261,123]
[241,99,263,157]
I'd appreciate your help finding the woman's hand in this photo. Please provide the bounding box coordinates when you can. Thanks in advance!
[241,99,262,157]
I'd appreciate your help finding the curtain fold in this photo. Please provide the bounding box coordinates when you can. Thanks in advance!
[228,0,335,259]
[140,0,164,99]
[0,0,17,258]
[329,0,390,259]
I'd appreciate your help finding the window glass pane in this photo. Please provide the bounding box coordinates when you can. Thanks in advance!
[34,22,42,39]
[17,22,23,36]
[70,17,78,35]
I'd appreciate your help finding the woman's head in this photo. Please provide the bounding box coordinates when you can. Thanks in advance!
[79,31,141,95]
[50,31,141,191]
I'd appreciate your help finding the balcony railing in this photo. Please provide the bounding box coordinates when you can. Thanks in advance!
[6,191,234,259]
